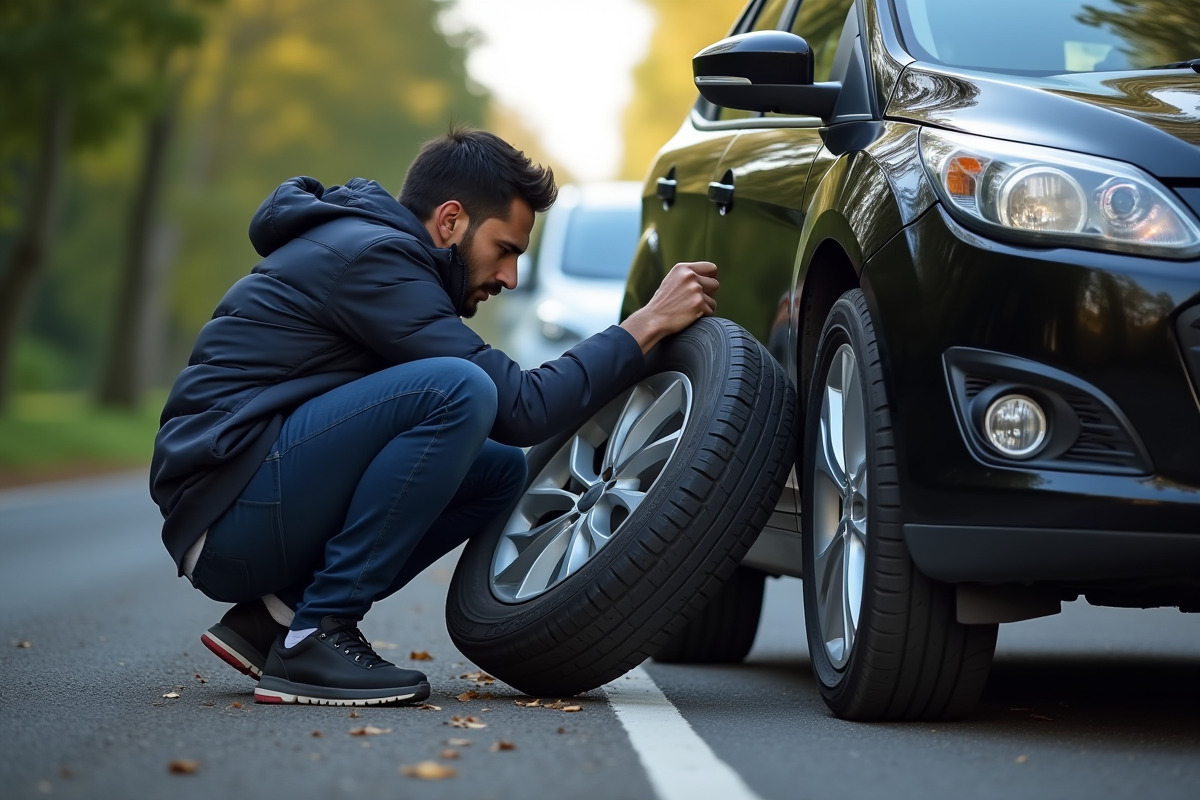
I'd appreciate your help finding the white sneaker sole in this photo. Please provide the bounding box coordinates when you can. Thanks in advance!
[254,685,426,706]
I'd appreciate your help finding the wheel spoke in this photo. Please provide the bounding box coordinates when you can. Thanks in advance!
[495,516,574,600]
[601,383,656,474]
[819,388,847,488]
[608,379,687,475]
[568,436,600,487]
[818,530,847,663]
[561,517,593,579]
[613,430,681,482]
[604,486,646,515]
[841,353,867,484]
[519,486,577,521]
[841,530,858,657]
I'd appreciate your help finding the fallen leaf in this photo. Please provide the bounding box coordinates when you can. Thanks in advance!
[439,749,461,760]
[168,760,200,775]
[348,710,361,718]
[446,738,472,747]
[514,699,542,708]
[59,767,74,779]
[162,692,181,699]
[410,651,433,661]
[458,671,496,685]
[450,715,487,729]
[349,726,392,736]
[418,703,442,711]
[372,641,400,651]
[401,761,457,780]
[1030,714,1054,722]
[311,731,323,738]
[200,702,215,708]
[13,641,32,649]
[1016,755,1028,764]
[561,705,583,713]
[556,727,565,734]
[456,690,481,702]
[490,740,516,752]
[194,674,208,684]
[480,707,491,712]
[229,702,243,709]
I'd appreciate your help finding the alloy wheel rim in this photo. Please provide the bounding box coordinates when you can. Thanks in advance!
[812,343,867,670]
[490,372,693,603]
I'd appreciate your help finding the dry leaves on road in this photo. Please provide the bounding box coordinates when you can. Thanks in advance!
[490,740,516,752]
[167,760,200,775]
[458,671,496,685]
[446,738,472,747]
[410,650,433,661]
[439,749,461,760]
[12,640,32,648]
[418,703,442,711]
[162,692,181,699]
[401,761,457,780]
[349,726,392,736]
[449,715,486,729]
[514,698,582,712]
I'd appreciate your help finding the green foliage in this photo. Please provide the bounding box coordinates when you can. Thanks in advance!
[10,0,489,393]
[0,392,163,477]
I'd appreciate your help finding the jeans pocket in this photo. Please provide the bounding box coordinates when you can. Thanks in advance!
[200,494,289,599]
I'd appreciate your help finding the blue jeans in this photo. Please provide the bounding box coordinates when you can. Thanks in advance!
[190,358,527,630]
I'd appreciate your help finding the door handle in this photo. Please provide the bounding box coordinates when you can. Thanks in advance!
[656,167,677,210]
[708,169,734,215]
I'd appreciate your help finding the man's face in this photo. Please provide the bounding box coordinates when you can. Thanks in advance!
[456,197,534,318]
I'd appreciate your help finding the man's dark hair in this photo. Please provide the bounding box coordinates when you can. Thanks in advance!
[399,127,557,224]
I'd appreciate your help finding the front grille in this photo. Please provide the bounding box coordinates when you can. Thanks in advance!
[1058,390,1147,468]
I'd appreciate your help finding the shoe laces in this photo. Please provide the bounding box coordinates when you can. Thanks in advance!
[320,621,392,669]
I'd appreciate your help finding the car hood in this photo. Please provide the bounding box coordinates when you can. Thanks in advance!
[886,65,1200,179]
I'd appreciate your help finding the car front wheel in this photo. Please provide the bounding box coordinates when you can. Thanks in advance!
[802,289,997,720]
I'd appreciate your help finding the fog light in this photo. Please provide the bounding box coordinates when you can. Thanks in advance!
[984,394,1047,458]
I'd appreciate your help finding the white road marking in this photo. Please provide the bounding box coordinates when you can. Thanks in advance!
[602,665,765,800]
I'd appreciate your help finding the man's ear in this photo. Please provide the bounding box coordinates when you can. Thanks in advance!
[427,200,469,247]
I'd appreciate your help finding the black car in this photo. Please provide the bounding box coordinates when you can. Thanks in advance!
[444,0,1200,721]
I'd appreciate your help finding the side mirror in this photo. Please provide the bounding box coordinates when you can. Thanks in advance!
[693,30,841,121]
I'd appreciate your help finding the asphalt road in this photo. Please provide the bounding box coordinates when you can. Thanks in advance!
[1,472,1198,800]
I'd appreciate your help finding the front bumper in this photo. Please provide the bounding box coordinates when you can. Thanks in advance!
[864,204,1200,584]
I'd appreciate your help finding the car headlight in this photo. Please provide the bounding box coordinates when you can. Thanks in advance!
[919,129,1200,258]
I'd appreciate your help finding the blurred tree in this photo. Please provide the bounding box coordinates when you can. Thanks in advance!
[0,0,213,408]
[99,0,220,409]
[160,0,488,368]
[618,0,745,180]
[10,0,488,404]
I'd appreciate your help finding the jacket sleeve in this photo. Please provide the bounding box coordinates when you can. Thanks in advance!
[323,235,646,447]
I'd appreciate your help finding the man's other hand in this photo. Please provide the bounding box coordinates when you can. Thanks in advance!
[620,261,718,355]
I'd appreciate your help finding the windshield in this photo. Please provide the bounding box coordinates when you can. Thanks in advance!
[560,205,641,280]
[893,0,1197,75]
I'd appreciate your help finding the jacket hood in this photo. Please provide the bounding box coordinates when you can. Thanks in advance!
[888,66,1200,179]
[249,176,434,256]
[248,176,472,314]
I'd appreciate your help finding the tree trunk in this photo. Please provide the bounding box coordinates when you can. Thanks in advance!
[0,93,71,410]
[97,84,181,409]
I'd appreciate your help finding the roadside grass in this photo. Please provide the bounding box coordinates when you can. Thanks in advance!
[0,392,163,487]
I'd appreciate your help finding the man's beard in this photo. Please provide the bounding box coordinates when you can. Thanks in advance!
[458,224,503,319]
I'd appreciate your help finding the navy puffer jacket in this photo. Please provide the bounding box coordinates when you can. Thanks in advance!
[150,177,644,573]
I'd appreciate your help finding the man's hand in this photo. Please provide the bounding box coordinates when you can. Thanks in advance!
[620,261,718,355]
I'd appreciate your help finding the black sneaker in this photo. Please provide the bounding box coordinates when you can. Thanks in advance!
[200,600,286,680]
[254,616,431,706]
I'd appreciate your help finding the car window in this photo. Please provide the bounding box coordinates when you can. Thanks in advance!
[715,0,792,122]
[560,206,641,280]
[893,0,1196,74]
[788,0,855,84]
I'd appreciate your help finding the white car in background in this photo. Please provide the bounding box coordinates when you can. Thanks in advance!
[505,182,642,369]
